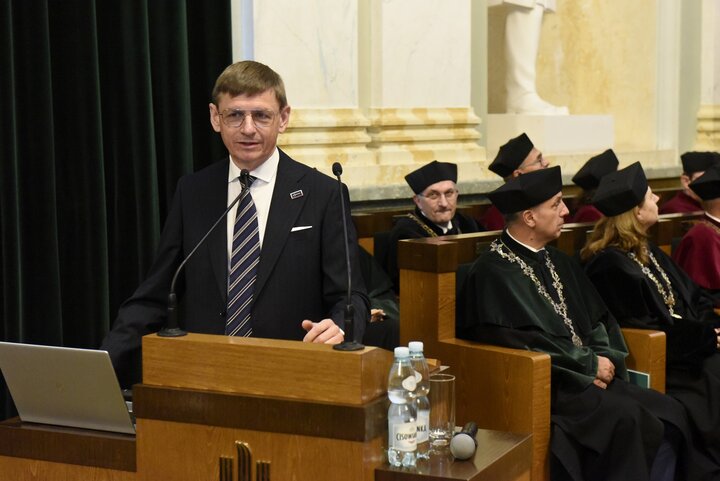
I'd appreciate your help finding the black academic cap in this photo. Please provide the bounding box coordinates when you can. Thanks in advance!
[405,160,458,194]
[592,162,648,217]
[681,151,720,175]
[487,166,562,214]
[689,164,720,201]
[572,149,619,190]
[489,133,534,178]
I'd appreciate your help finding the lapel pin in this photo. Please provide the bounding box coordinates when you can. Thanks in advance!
[290,190,304,200]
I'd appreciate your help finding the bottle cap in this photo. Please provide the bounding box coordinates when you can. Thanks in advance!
[408,341,424,353]
[394,347,410,358]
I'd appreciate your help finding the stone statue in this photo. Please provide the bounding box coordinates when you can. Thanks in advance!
[490,0,568,115]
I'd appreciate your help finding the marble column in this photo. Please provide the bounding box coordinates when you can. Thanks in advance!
[251,0,374,177]
[365,0,484,198]
[695,0,720,150]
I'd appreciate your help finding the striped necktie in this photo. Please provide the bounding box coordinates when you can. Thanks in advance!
[226,175,260,336]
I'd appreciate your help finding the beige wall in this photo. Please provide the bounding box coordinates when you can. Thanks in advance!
[488,1,659,151]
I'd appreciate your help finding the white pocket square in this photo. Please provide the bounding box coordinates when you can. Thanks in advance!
[291,225,312,232]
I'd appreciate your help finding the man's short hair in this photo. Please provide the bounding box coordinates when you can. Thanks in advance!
[212,60,288,109]
[503,211,520,226]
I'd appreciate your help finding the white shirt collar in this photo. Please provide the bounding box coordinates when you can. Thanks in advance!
[506,229,544,253]
[419,210,453,234]
[706,212,720,224]
[227,148,280,185]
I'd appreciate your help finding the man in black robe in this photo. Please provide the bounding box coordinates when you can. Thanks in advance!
[457,166,715,481]
[568,149,618,223]
[480,132,550,230]
[385,160,479,292]
[659,151,719,214]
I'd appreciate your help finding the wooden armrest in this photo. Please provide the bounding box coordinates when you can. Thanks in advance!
[621,328,666,393]
[438,338,551,481]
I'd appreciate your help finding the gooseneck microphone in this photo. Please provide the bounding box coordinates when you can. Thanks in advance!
[449,421,479,460]
[331,162,364,352]
[158,169,252,337]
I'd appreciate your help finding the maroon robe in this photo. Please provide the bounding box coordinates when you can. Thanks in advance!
[659,191,702,214]
[570,204,603,224]
[478,204,505,231]
[673,214,720,291]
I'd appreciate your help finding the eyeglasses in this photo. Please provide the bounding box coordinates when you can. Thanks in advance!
[522,154,548,170]
[219,109,277,128]
[419,189,459,202]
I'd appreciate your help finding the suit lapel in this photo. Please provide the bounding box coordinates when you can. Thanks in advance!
[254,151,307,298]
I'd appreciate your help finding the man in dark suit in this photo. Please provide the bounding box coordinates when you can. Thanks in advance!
[101,61,369,387]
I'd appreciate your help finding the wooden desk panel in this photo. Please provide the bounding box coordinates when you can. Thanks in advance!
[0,418,136,480]
[0,418,135,471]
[375,430,532,481]
[136,419,385,481]
[0,456,135,481]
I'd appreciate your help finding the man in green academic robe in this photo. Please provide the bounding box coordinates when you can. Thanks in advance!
[457,166,718,481]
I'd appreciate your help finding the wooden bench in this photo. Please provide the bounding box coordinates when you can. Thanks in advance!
[397,232,666,481]
[350,179,682,257]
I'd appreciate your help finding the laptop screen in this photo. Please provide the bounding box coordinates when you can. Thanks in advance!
[0,342,135,434]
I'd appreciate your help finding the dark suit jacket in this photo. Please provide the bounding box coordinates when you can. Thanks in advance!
[101,150,369,387]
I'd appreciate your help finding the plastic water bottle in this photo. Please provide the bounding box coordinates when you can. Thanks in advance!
[387,346,417,467]
[409,341,430,459]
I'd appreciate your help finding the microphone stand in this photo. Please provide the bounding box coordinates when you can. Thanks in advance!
[331,162,364,352]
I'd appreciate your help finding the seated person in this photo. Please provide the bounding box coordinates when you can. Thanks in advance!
[385,160,479,292]
[672,164,720,302]
[357,247,399,351]
[458,166,716,481]
[568,149,618,223]
[659,151,720,214]
[581,162,720,468]
[480,132,549,230]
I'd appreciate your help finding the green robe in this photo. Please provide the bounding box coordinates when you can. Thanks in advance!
[457,231,629,393]
[457,231,719,481]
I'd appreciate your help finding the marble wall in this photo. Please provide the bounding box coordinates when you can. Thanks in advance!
[228,0,710,200]
[488,1,660,152]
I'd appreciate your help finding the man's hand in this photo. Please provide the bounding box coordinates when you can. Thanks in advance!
[715,327,720,349]
[593,379,608,390]
[370,309,386,323]
[596,355,615,384]
[301,318,344,344]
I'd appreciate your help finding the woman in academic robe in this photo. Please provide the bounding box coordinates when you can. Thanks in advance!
[581,162,720,467]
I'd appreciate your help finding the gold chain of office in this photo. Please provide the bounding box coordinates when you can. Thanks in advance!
[404,213,439,237]
[490,240,583,347]
[627,249,682,319]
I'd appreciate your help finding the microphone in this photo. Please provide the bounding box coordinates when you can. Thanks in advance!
[449,422,478,460]
[331,162,364,352]
[158,169,252,337]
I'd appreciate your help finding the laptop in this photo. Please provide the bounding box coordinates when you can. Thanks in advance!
[0,342,135,434]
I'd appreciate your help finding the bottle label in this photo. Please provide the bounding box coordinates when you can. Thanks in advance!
[401,375,417,392]
[391,422,417,452]
[416,412,429,444]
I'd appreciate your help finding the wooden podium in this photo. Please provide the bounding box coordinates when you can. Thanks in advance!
[0,334,392,481]
[134,333,393,481]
